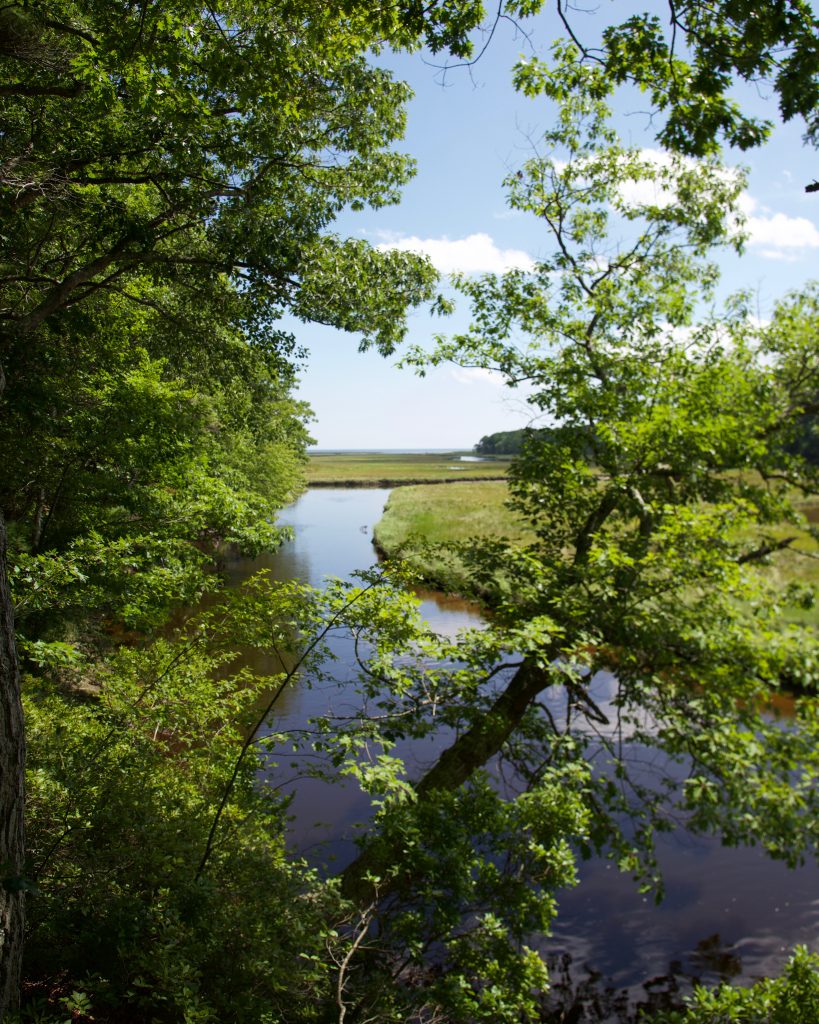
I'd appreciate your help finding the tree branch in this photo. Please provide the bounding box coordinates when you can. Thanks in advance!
[339,656,555,902]
[737,536,796,564]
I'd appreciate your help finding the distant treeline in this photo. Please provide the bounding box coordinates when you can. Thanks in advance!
[475,427,589,456]
[474,429,546,455]
[479,421,819,466]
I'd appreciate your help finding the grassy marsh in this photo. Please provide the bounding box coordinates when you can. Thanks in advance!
[373,479,819,627]
[306,451,511,486]
[372,480,534,596]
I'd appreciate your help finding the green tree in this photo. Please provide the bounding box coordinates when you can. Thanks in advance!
[19,573,389,1023]
[475,427,593,457]
[339,93,819,1003]
[514,0,819,168]
[475,429,531,455]
[0,0,549,1013]
[6,0,819,1016]
[654,946,819,1023]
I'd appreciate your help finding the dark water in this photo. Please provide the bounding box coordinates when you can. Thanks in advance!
[228,487,819,1016]
[220,489,480,861]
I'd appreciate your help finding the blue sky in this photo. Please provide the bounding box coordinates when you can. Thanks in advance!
[295,9,819,450]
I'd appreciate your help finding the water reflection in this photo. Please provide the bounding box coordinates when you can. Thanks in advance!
[549,834,819,985]
[224,488,487,865]
[411,586,486,636]
[229,486,819,1022]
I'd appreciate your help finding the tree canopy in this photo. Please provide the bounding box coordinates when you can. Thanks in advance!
[336,88,819,1012]
[515,0,819,166]
[5,0,819,1021]
[0,0,451,356]
[475,429,533,456]
[0,0,513,1014]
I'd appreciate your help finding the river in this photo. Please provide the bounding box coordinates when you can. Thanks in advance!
[223,487,819,1020]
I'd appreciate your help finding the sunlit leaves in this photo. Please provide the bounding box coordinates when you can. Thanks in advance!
[515,3,819,157]
[404,89,819,893]
[654,946,819,1023]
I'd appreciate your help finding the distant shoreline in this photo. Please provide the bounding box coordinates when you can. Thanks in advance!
[305,450,511,487]
[308,448,472,455]
[308,476,507,489]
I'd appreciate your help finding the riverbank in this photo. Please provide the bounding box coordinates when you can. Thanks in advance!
[372,480,534,597]
[373,480,819,627]
[309,475,508,488]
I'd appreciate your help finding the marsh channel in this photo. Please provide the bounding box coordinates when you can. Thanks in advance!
[221,485,819,1021]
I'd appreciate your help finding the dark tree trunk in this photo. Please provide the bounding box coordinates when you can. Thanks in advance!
[340,657,552,903]
[30,488,45,553]
[0,511,25,1019]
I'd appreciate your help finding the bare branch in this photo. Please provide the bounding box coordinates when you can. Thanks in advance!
[737,536,797,564]
[335,900,378,1024]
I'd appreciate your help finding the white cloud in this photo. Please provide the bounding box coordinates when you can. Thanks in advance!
[618,178,675,208]
[705,186,819,257]
[450,366,508,388]
[376,232,534,274]
[618,158,819,258]
[757,247,801,262]
[737,192,759,216]
[556,147,739,212]
[616,149,678,208]
[745,210,819,252]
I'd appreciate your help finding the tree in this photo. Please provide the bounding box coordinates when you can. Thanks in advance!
[513,0,819,171]
[6,0,819,1015]
[654,946,819,1023]
[475,429,532,455]
[1,0,550,1013]
[336,92,819,1008]
[20,571,404,1023]
[475,427,593,457]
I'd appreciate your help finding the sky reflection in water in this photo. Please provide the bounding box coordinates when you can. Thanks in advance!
[226,487,819,1014]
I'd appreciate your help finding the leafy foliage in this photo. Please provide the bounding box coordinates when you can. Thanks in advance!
[6,1,819,1021]
[516,1,819,160]
[0,1,560,1019]
[653,946,819,1023]
[475,429,536,456]
[17,566,591,1024]
[22,589,347,1024]
[391,88,819,905]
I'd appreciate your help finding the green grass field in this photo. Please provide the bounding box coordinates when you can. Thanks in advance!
[372,480,534,596]
[743,496,819,627]
[373,479,819,626]
[306,451,511,486]
[373,480,531,549]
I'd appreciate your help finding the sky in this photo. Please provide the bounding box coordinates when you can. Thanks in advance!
[293,7,819,451]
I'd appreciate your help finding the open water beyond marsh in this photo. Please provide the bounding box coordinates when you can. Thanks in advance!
[224,487,819,1019]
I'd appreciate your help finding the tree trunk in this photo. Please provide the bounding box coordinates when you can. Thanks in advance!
[339,656,552,903]
[30,488,45,553]
[0,511,25,1019]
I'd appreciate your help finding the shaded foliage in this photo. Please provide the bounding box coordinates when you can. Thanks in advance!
[5,0,819,1020]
